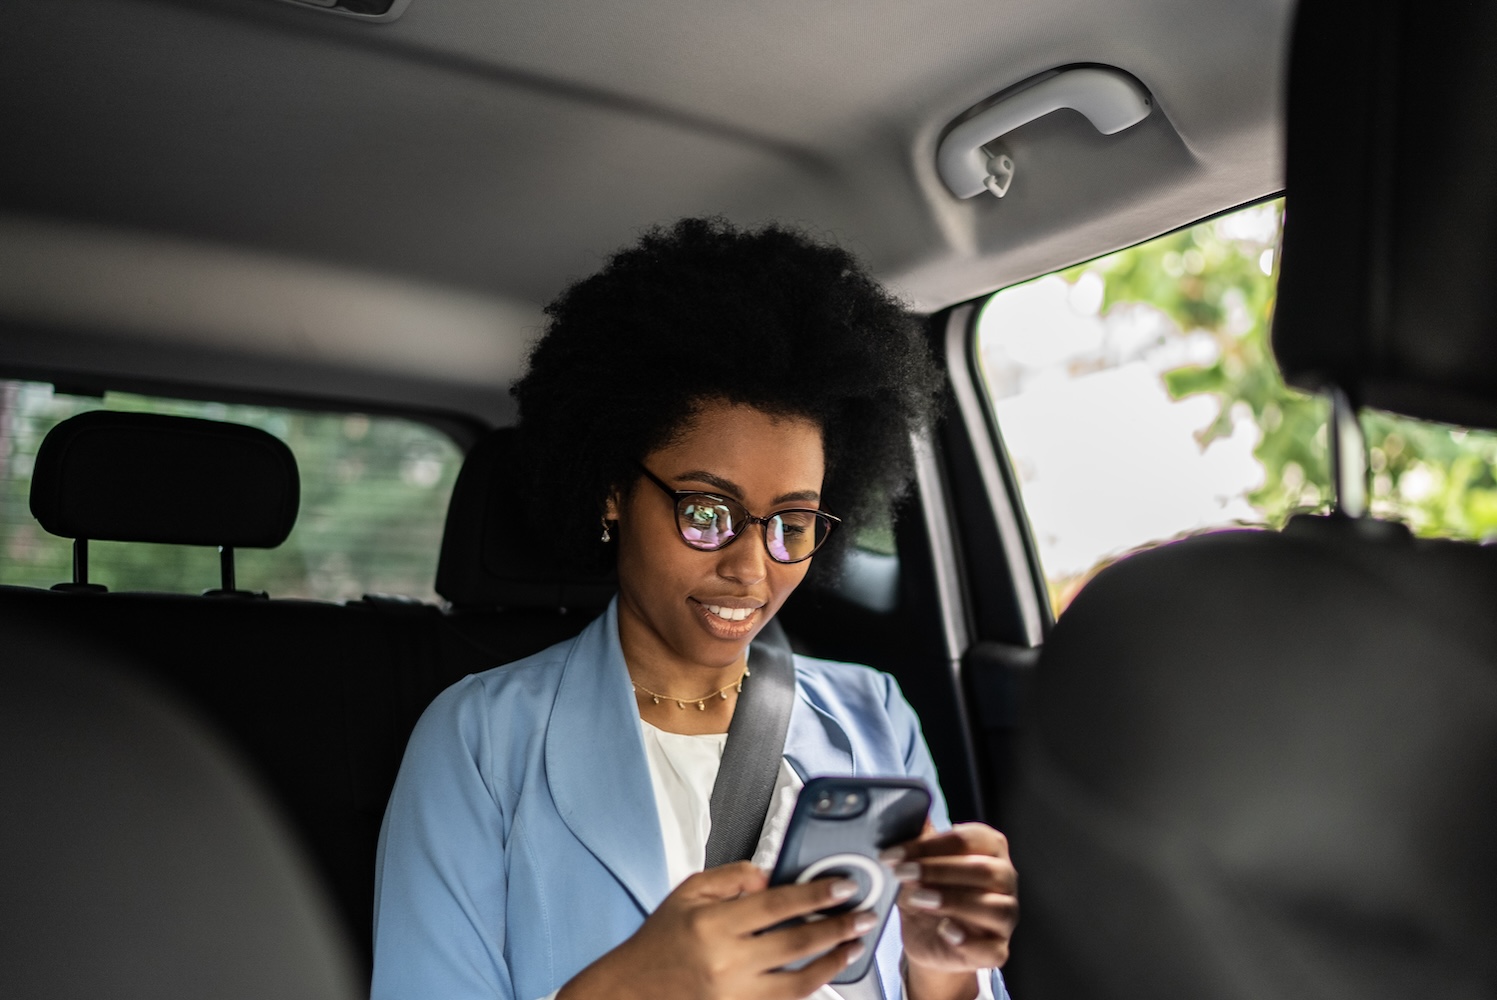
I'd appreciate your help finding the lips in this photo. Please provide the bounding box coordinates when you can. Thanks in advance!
[689,597,762,638]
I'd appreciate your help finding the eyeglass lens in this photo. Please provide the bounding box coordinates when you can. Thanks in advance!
[678,496,829,563]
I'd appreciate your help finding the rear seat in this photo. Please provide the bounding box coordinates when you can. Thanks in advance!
[0,413,611,976]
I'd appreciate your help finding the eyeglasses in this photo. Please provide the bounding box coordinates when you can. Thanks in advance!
[635,464,839,564]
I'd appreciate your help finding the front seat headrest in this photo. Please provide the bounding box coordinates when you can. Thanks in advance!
[29,410,299,548]
[435,427,615,611]
[1272,0,1497,428]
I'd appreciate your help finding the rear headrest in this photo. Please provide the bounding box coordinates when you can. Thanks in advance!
[1272,0,1497,428]
[30,411,299,548]
[435,428,615,611]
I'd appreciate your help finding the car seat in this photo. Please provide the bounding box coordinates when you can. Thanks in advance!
[0,611,360,1000]
[1006,0,1497,996]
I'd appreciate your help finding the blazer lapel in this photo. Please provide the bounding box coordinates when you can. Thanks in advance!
[545,602,671,915]
[783,681,857,780]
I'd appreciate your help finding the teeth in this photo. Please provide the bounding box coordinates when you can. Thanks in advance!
[705,604,753,622]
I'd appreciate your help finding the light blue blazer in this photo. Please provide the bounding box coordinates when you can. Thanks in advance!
[371,599,1008,1000]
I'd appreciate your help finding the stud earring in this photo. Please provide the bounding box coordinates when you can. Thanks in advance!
[600,517,612,543]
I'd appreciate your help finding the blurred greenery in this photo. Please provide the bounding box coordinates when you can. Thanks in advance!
[1045,197,1497,605]
[0,381,459,601]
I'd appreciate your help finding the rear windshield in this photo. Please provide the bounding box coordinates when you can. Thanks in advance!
[0,380,460,601]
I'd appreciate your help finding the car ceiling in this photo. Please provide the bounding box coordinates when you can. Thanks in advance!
[0,0,1291,426]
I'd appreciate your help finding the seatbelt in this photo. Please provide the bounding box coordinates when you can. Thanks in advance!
[704,628,885,1000]
[704,628,795,868]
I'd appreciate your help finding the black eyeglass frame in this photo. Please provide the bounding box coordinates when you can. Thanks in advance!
[634,463,840,565]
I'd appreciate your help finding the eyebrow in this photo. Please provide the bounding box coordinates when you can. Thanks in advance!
[673,469,821,507]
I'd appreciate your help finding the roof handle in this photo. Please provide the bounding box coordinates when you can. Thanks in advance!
[936,67,1153,200]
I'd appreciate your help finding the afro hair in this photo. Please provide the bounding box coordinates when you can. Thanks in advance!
[511,217,943,576]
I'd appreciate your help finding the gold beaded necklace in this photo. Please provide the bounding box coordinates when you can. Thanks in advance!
[631,667,749,711]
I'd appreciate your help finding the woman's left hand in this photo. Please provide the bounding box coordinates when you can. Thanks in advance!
[889,821,1018,986]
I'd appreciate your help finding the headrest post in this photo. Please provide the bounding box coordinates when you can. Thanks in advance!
[73,538,89,586]
[1329,386,1369,518]
[219,546,236,593]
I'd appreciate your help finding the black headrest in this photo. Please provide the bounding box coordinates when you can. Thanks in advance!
[435,428,616,611]
[30,411,299,548]
[1272,0,1497,428]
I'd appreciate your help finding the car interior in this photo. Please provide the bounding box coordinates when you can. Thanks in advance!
[3,0,1493,996]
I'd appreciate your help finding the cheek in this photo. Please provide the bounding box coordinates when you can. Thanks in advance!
[616,528,696,598]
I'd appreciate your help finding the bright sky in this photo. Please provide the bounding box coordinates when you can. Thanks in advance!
[978,273,1265,580]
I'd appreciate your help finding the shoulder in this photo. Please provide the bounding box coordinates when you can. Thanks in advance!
[404,632,582,782]
[791,654,915,734]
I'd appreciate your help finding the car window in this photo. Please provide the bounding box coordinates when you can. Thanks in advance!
[0,380,460,601]
[976,198,1497,614]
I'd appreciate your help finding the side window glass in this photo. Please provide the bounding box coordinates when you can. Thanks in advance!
[976,197,1497,615]
[0,381,460,601]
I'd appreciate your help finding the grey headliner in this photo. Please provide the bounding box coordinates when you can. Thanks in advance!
[0,0,1291,424]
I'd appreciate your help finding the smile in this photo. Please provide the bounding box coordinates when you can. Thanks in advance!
[704,604,754,621]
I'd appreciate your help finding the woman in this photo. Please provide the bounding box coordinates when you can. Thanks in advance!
[372,219,1017,1000]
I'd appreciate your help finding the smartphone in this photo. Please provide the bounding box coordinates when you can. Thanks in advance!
[766,776,931,984]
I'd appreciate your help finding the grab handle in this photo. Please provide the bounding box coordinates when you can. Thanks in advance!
[936,67,1153,199]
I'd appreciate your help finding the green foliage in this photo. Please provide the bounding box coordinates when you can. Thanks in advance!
[1061,199,1497,542]
[0,382,460,600]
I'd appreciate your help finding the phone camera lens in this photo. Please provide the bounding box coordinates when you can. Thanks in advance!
[815,794,833,812]
[844,793,860,808]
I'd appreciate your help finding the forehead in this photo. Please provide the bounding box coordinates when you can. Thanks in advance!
[649,401,825,492]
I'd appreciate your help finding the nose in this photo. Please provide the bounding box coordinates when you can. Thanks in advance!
[715,521,770,585]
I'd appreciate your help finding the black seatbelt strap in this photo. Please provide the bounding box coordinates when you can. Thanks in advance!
[704,628,795,868]
[703,627,885,1000]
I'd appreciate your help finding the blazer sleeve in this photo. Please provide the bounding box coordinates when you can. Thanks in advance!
[371,675,517,1000]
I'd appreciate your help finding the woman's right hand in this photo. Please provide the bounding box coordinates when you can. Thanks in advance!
[557,861,873,1000]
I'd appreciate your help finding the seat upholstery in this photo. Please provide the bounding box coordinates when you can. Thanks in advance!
[1273,0,1497,428]
[31,409,299,550]
[0,611,359,1000]
[1011,519,1497,998]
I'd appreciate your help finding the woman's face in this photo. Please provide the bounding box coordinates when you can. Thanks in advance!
[609,400,825,676]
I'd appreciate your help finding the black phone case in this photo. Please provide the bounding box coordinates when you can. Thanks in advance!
[767,776,931,984]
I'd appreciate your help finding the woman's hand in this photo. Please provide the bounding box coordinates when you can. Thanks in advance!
[557,861,872,1000]
[889,822,1018,1000]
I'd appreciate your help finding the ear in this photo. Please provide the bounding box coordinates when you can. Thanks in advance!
[603,492,622,521]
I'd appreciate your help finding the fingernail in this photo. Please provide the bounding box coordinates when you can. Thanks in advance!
[909,888,942,909]
[853,912,878,933]
[845,942,866,966]
[830,878,860,901]
[893,862,921,882]
[878,846,906,864]
[937,917,966,947]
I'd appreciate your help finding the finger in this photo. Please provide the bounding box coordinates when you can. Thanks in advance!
[884,823,1008,863]
[926,917,1010,962]
[720,875,864,934]
[772,938,867,1000]
[748,907,878,971]
[927,918,1012,968]
[890,855,1018,894]
[677,860,769,902]
[898,885,1018,936]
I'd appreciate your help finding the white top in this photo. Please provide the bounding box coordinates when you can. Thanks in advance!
[535,720,995,1000]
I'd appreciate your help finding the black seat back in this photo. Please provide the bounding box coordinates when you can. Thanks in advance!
[0,610,360,1000]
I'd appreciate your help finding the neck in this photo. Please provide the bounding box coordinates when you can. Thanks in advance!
[617,603,748,735]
